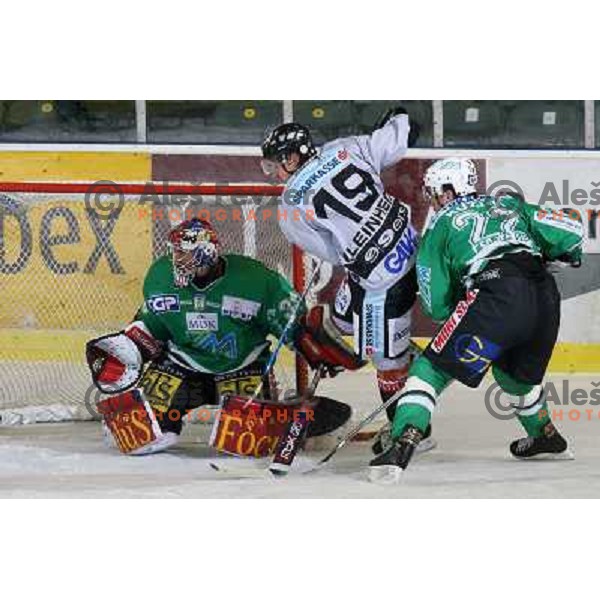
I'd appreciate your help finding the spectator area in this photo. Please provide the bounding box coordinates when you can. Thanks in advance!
[0,100,593,148]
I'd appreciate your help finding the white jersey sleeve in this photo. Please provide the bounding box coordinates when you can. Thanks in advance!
[337,113,411,174]
[278,211,341,265]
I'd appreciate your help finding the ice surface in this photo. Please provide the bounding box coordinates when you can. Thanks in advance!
[1,373,599,498]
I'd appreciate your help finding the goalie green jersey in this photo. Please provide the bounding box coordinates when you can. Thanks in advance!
[417,195,584,322]
[137,254,304,374]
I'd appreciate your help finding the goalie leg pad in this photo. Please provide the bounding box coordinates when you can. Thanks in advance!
[97,389,178,455]
[209,395,309,458]
[306,396,351,438]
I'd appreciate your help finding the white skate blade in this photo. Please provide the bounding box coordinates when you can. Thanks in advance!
[368,464,404,485]
[512,448,575,461]
[415,437,437,455]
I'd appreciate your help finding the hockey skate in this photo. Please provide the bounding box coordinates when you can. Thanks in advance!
[368,426,424,484]
[510,422,574,460]
[371,423,436,456]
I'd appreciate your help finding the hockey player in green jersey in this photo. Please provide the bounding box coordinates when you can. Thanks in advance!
[86,218,362,455]
[369,158,584,483]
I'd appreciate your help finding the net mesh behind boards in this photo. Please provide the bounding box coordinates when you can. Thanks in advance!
[0,193,316,423]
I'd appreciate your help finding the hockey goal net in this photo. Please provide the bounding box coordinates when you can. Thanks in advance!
[0,182,338,425]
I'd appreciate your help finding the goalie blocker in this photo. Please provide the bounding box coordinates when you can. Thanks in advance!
[294,305,366,375]
[86,306,362,457]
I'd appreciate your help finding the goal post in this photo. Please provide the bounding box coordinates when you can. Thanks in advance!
[0,181,319,424]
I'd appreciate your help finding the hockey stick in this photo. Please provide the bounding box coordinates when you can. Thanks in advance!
[302,393,399,473]
[268,364,324,476]
[209,259,325,478]
[210,340,425,479]
[303,339,424,473]
[245,257,323,407]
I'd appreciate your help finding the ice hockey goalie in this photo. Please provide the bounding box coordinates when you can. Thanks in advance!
[86,218,363,456]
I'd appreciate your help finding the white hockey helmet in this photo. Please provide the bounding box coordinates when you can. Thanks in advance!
[423,158,478,205]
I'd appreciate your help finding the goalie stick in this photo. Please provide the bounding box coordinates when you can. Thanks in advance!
[268,365,324,476]
[245,257,323,407]
[210,258,326,477]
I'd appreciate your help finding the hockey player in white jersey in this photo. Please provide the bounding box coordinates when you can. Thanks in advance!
[261,108,434,453]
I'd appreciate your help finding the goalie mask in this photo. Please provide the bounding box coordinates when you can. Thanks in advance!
[423,158,478,209]
[261,123,317,177]
[168,218,220,287]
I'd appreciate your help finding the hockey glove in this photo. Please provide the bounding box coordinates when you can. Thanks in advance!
[294,305,366,377]
[86,322,164,393]
[373,105,421,147]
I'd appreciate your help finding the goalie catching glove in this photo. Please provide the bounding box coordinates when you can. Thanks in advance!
[294,305,366,376]
[86,322,164,394]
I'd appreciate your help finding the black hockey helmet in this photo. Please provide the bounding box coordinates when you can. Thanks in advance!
[261,122,317,168]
